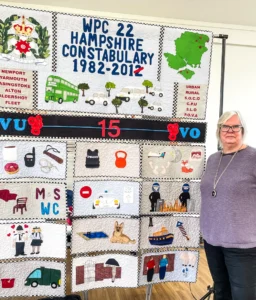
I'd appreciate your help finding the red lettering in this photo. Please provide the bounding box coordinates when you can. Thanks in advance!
[185,91,199,95]
[5,101,21,105]
[186,108,197,112]
[184,113,198,117]
[54,188,61,200]
[185,85,200,89]
[186,102,198,106]
[36,188,45,200]
[98,119,121,138]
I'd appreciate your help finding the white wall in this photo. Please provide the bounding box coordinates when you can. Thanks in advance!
[5,0,256,27]
[207,41,256,157]
[1,1,256,157]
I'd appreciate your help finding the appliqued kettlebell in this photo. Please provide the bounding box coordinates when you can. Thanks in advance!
[115,151,127,168]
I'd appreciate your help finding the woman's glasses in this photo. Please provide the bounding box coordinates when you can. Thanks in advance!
[220,125,243,132]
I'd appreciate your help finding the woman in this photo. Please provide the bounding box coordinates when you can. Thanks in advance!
[200,111,256,300]
[30,226,43,254]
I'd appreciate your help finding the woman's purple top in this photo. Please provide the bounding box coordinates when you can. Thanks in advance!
[200,146,256,248]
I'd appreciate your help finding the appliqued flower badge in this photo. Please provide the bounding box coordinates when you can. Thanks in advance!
[0,15,50,64]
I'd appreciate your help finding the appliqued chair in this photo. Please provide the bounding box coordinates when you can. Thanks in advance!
[13,198,28,215]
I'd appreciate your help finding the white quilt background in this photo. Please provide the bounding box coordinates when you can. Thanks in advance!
[0,182,66,219]
[73,180,140,216]
[141,181,201,214]
[0,6,52,71]
[139,250,199,286]
[72,254,138,292]
[140,215,200,250]
[75,142,140,178]
[72,217,140,254]
[0,222,66,259]
[0,140,67,179]
[0,260,65,297]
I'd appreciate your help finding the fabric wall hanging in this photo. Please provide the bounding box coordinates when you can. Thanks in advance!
[0,6,52,71]
[73,180,140,217]
[0,112,207,143]
[138,250,199,286]
[162,28,212,119]
[140,215,200,250]
[74,142,140,178]
[0,140,67,179]
[0,221,66,259]
[0,182,66,219]
[0,260,65,297]
[0,68,35,110]
[0,4,212,119]
[174,83,208,119]
[42,14,211,119]
[142,144,205,179]
[71,217,140,254]
[141,181,201,214]
[0,3,210,295]
[72,254,138,292]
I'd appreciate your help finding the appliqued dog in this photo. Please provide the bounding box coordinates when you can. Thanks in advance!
[110,221,136,244]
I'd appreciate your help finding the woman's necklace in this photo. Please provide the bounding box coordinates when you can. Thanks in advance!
[212,145,243,197]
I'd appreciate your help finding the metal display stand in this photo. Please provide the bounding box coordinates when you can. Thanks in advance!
[83,291,88,300]
[214,34,228,117]
[200,286,215,300]
[146,284,153,300]
[81,34,228,300]
[199,34,228,300]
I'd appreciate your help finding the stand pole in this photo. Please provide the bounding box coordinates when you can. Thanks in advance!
[84,290,88,300]
[214,34,228,150]
[200,285,215,300]
[217,34,229,117]
[146,284,153,300]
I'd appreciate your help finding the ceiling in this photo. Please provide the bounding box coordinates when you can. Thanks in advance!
[3,0,256,28]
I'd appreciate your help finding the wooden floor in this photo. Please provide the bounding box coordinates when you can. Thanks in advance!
[11,247,213,300]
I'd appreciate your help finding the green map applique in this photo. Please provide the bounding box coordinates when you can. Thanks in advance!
[164,31,210,80]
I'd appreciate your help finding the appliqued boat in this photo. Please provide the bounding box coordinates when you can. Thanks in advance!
[148,226,174,246]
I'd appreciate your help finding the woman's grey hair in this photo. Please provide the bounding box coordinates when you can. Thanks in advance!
[216,111,246,147]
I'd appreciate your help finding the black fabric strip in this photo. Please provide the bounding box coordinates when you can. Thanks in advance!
[0,112,206,142]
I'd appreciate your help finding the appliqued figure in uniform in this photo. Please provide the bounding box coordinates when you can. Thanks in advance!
[149,182,161,212]
[179,183,190,209]
[30,226,43,254]
[12,225,28,257]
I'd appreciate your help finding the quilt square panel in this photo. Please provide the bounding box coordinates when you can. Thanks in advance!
[73,180,140,216]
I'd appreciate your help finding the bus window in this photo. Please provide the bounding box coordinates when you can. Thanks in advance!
[48,77,53,82]
[46,87,52,92]
[29,269,42,279]
[55,90,62,94]
[54,79,60,83]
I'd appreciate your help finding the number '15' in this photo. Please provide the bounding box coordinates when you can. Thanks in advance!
[98,120,121,138]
